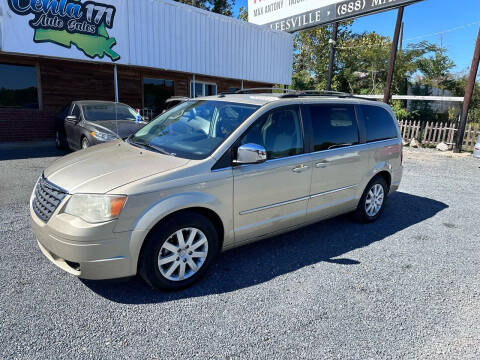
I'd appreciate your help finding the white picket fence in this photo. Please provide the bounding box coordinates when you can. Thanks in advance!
[398,120,480,151]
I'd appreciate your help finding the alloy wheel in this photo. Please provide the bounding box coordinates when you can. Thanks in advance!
[365,183,384,217]
[157,227,208,281]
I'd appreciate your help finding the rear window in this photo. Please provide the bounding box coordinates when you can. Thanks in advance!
[308,105,359,152]
[362,105,398,142]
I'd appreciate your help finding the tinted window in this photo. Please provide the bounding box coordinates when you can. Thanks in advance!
[0,63,39,109]
[83,103,139,122]
[240,107,303,159]
[362,105,398,142]
[144,78,175,115]
[309,105,358,151]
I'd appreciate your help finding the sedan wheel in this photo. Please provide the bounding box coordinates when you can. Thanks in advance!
[81,137,90,149]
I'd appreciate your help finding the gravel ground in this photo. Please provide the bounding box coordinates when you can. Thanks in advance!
[0,145,479,359]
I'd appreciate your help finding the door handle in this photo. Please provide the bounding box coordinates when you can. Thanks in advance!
[315,160,329,168]
[292,164,310,173]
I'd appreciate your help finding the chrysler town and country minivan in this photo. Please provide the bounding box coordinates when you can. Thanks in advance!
[30,90,403,290]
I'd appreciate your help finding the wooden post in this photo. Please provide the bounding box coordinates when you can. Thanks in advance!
[454,26,480,152]
[383,7,404,104]
[326,23,339,91]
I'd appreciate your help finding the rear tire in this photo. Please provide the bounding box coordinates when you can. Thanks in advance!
[55,131,67,149]
[354,176,388,223]
[139,212,219,290]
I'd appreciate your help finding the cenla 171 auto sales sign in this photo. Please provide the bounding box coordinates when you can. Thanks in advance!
[248,0,423,33]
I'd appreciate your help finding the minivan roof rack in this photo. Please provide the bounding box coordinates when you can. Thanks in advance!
[234,87,297,94]
[217,88,378,101]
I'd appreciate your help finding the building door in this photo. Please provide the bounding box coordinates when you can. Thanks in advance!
[143,78,175,116]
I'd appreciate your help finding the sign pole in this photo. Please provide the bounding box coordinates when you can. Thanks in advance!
[383,6,404,104]
[454,25,480,153]
[113,64,119,103]
[326,22,339,91]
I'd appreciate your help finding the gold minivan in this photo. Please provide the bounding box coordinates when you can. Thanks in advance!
[30,91,403,290]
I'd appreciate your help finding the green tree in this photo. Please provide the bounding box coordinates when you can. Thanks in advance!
[292,22,353,90]
[174,0,235,16]
[447,74,480,124]
[417,46,455,89]
[238,6,248,21]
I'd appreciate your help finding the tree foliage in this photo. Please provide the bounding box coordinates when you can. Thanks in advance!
[291,22,477,123]
[293,23,455,97]
[237,6,248,21]
[174,0,235,16]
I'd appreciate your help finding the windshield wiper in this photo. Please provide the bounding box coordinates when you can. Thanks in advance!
[127,138,173,156]
[142,143,172,155]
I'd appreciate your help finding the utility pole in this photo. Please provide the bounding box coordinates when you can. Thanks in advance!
[326,22,338,91]
[383,7,404,104]
[454,25,480,153]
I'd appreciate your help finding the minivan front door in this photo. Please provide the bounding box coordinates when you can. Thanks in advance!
[305,104,367,221]
[233,106,312,243]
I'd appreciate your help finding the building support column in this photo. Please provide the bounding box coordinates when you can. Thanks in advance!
[113,64,119,103]
[454,25,480,153]
[383,7,404,104]
[192,74,196,98]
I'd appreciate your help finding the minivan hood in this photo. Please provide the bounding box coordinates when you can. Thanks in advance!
[90,120,147,138]
[44,140,189,194]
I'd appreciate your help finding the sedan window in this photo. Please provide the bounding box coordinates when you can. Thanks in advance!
[83,104,139,122]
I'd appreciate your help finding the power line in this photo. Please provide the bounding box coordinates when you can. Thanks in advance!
[336,21,480,50]
[404,21,480,42]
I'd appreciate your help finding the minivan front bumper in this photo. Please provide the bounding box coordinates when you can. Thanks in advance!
[30,204,136,280]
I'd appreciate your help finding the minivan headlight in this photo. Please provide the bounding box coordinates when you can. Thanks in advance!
[64,194,127,223]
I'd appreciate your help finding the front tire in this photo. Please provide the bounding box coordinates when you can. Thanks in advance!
[139,212,219,290]
[81,137,90,149]
[354,176,388,223]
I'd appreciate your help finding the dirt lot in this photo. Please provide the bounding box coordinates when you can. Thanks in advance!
[0,145,479,359]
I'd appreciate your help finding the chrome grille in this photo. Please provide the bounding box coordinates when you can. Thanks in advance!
[32,176,67,223]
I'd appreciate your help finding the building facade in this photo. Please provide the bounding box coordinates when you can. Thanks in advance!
[0,0,293,142]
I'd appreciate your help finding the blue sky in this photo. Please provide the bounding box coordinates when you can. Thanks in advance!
[233,0,480,73]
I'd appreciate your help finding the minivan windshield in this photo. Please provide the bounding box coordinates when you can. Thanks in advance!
[128,100,259,159]
[83,103,139,122]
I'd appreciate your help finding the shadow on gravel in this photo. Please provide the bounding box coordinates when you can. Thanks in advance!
[82,191,448,303]
[0,144,69,161]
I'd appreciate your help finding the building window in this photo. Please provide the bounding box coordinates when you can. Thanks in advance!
[190,81,217,98]
[0,63,39,109]
[143,78,175,116]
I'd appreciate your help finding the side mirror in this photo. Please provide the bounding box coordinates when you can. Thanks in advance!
[65,115,78,123]
[234,143,267,165]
